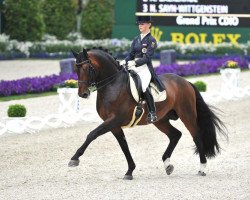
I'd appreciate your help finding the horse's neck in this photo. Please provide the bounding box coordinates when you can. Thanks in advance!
[92,51,128,97]
[96,58,119,82]
[96,70,128,105]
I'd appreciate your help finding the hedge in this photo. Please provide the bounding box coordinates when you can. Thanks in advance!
[0,34,250,60]
[81,0,114,39]
[42,0,77,40]
[3,0,45,41]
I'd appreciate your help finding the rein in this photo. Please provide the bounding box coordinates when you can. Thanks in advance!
[94,69,124,91]
[76,59,124,92]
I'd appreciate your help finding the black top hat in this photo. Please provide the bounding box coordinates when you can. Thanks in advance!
[136,16,153,24]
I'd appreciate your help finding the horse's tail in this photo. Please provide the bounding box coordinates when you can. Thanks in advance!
[190,83,228,158]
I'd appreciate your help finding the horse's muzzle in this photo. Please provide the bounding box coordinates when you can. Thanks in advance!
[79,90,90,98]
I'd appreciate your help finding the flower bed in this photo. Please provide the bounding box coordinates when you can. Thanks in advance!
[1,56,248,96]
[155,56,249,77]
[0,73,77,96]
[1,33,250,60]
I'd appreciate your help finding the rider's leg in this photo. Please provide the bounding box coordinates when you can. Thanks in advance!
[131,64,156,122]
[143,87,157,123]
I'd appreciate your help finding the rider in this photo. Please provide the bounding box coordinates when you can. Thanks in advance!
[120,16,165,123]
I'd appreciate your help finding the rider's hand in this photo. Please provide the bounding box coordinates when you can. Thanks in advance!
[127,60,136,70]
[119,60,126,66]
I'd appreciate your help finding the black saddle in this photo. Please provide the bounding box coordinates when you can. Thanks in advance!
[129,70,143,98]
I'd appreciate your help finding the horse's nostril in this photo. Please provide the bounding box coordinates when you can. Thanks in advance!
[82,92,89,98]
[78,90,90,98]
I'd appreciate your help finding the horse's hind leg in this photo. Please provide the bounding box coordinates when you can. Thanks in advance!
[193,133,207,176]
[177,109,207,176]
[154,119,182,175]
[112,128,136,180]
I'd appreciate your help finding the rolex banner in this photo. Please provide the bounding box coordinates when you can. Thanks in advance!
[112,0,250,44]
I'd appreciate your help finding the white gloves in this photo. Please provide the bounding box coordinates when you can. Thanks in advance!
[120,60,136,70]
[119,60,126,66]
[127,60,136,67]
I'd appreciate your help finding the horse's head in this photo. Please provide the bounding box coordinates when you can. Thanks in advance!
[72,48,96,98]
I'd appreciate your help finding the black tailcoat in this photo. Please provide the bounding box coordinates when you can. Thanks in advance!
[125,33,165,92]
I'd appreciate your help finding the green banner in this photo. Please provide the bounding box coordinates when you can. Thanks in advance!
[112,0,250,44]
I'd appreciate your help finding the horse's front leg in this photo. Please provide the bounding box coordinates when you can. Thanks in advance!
[112,128,136,180]
[68,116,117,167]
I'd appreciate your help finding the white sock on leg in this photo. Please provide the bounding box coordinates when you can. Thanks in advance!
[164,158,170,168]
[200,163,207,172]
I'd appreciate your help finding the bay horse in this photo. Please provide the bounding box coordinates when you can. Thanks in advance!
[69,48,227,180]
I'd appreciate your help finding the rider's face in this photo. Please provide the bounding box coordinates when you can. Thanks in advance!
[138,23,151,34]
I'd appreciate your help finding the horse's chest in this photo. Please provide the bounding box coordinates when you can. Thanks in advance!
[96,93,118,117]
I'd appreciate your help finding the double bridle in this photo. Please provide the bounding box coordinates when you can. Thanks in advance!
[75,58,123,92]
[75,59,97,90]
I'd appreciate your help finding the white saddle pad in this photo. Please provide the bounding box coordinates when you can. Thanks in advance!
[129,75,167,103]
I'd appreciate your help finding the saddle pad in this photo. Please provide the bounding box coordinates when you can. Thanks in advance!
[129,75,167,103]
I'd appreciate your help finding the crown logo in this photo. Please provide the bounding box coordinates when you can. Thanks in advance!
[151,26,163,41]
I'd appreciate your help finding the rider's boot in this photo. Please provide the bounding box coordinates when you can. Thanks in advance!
[143,88,157,123]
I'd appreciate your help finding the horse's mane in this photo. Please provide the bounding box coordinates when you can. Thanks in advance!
[87,47,122,70]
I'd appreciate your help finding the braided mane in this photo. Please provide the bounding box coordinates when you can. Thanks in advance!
[87,46,114,57]
[87,46,121,69]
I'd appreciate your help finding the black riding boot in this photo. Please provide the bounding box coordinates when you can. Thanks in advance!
[143,88,157,123]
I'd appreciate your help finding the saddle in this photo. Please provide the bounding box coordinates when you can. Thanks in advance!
[129,71,167,103]
[122,71,167,129]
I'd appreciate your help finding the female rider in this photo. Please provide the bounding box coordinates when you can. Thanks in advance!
[120,16,165,123]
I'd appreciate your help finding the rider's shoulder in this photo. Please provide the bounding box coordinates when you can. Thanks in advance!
[148,34,157,43]
[132,35,140,41]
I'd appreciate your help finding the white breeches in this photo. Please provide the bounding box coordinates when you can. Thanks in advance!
[131,64,151,92]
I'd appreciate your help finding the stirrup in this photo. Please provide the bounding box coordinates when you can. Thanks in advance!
[147,112,157,123]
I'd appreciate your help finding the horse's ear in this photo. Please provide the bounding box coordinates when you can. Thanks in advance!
[71,49,78,58]
[82,48,88,58]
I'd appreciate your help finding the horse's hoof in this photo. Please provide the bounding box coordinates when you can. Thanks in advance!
[68,160,80,167]
[198,171,206,176]
[165,164,174,175]
[123,175,133,180]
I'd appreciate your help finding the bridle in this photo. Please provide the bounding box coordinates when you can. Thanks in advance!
[75,59,96,90]
[75,57,124,92]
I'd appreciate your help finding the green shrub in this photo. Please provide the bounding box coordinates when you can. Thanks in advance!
[0,42,7,52]
[4,0,45,41]
[194,81,207,92]
[81,0,114,39]
[42,0,77,40]
[7,104,27,117]
[45,43,78,53]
